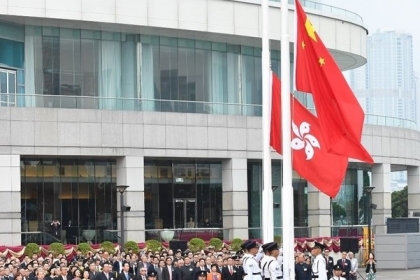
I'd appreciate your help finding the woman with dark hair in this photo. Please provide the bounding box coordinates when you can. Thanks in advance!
[206,264,221,280]
[365,253,376,280]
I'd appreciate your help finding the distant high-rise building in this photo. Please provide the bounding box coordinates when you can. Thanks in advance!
[348,30,417,128]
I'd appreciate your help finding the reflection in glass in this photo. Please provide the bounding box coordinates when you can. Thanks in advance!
[144,160,222,231]
[20,159,117,245]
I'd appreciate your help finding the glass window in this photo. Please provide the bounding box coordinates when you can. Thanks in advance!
[144,160,222,235]
[20,159,117,245]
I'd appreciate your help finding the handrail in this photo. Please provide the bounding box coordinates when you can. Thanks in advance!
[276,0,363,24]
[1,93,416,130]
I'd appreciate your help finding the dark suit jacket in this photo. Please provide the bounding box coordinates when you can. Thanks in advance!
[325,256,334,277]
[222,266,239,280]
[295,263,311,280]
[336,259,351,279]
[117,271,133,280]
[193,267,209,280]
[234,266,244,279]
[95,272,117,280]
[162,266,178,280]
[113,261,124,273]
[180,265,195,280]
[89,271,99,280]
[130,264,138,276]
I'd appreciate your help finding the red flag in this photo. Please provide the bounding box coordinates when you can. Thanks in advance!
[295,0,373,164]
[270,73,348,198]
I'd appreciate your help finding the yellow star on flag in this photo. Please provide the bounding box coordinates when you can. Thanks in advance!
[305,18,317,42]
[318,57,325,66]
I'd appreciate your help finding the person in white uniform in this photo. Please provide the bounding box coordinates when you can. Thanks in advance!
[311,242,327,280]
[330,265,346,280]
[262,242,282,280]
[241,240,261,280]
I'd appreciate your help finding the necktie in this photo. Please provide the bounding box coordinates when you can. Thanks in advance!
[126,273,129,280]
[106,274,109,280]
[230,266,233,275]
[168,266,172,280]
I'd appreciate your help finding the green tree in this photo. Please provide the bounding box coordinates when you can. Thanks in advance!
[392,186,408,218]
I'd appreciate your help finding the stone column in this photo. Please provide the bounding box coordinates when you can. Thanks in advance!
[407,166,420,216]
[0,155,21,245]
[371,163,392,234]
[307,182,331,237]
[116,156,145,243]
[222,158,248,240]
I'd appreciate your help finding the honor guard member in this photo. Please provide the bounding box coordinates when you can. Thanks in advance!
[262,242,282,280]
[241,240,261,280]
[311,242,327,280]
[330,265,345,280]
[148,271,158,280]
[260,243,272,278]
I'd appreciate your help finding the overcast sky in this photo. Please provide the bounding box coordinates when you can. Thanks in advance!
[320,0,420,73]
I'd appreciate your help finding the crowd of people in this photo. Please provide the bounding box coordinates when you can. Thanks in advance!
[0,240,376,280]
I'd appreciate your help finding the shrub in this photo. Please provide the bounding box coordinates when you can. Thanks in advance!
[230,238,243,251]
[24,243,40,257]
[145,240,161,253]
[49,242,65,255]
[77,243,92,255]
[188,238,206,253]
[124,241,139,254]
[209,238,223,251]
[101,241,115,254]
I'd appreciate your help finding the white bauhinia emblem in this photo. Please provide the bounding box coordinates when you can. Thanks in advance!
[291,121,320,160]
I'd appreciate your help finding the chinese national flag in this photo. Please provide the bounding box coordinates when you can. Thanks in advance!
[295,0,373,164]
[270,73,347,198]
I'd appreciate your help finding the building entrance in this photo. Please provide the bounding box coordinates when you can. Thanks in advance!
[173,199,196,228]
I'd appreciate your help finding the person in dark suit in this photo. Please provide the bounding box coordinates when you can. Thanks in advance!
[194,259,209,280]
[222,257,238,280]
[180,257,195,280]
[295,253,311,280]
[336,252,351,280]
[147,257,159,277]
[233,256,244,280]
[117,263,133,280]
[95,262,116,280]
[88,262,98,280]
[113,255,124,275]
[324,249,334,280]
[136,267,148,280]
[162,258,177,280]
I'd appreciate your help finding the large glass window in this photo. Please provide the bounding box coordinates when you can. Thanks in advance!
[17,23,293,116]
[21,159,117,245]
[144,160,222,234]
[247,161,308,239]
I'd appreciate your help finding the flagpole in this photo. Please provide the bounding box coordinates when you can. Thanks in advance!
[261,0,273,243]
[280,0,294,279]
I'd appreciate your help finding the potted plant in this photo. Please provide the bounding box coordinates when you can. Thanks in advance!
[24,243,40,257]
[145,240,161,252]
[77,243,92,255]
[230,238,243,251]
[124,241,140,254]
[100,241,116,254]
[49,242,65,256]
[188,238,206,253]
[209,238,223,251]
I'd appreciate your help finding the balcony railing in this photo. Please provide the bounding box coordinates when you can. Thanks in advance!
[270,0,364,24]
[1,93,416,130]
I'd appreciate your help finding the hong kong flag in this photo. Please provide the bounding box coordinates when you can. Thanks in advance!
[295,0,373,164]
[270,73,348,197]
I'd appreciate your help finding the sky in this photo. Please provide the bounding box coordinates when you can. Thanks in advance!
[321,0,420,73]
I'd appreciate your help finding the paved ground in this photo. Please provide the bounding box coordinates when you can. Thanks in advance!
[356,268,420,280]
